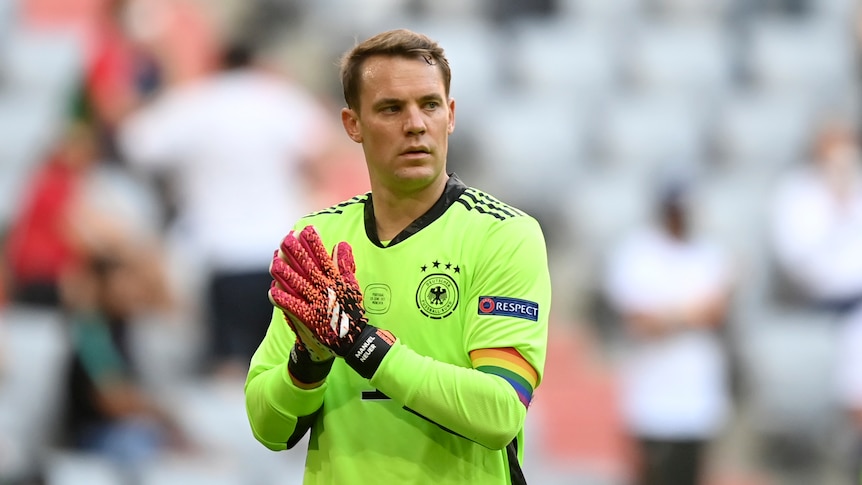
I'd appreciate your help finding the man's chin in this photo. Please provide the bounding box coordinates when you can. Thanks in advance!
[389,166,446,191]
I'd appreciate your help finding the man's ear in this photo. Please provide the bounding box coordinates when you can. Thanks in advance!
[447,97,456,134]
[341,108,362,143]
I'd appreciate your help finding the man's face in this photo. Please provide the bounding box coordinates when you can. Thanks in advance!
[341,55,455,194]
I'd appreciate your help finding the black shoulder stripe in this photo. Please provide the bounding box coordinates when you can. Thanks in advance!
[477,192,525,217]
[459,189,524,221]
[307,194,369,217]
[461,190,480,207]
[481,200,517,218]
[473,204,506,220]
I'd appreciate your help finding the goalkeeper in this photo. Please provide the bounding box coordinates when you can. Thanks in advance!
[244,29,552,485]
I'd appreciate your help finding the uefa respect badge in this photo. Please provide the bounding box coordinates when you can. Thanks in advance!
[478,296,539,322]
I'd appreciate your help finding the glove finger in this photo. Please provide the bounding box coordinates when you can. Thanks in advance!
[292,316,336,360]
[281,310,334,359]
[332,241,361,289]
[279,309,302,335]
[279,311,308,352]
[298,225,340,281]
[281,308,317,344]
[281,231,331,286]
[269,283,316,325]
[269,250,298,296]
[278,232,315,281]
[270,253,317,301]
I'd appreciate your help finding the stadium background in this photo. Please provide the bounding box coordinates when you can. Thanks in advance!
[0,0,860,484]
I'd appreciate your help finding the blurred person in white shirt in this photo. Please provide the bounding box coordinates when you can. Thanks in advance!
[118,41,337,376]
[770,117,862,315]
[603,175,735,485]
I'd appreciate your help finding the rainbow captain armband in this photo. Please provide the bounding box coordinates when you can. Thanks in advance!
[470,348,538,408]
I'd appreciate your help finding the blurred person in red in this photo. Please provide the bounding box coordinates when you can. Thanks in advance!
[770,117,862,315]
[118,39,338,376]
[602,174,736,485]
[2,121,99,308]
[21,0,219,158]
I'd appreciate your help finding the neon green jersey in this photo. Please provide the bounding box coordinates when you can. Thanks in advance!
[246,175,551,484]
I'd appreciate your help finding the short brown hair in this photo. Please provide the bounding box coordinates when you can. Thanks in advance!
[339,29,452,110]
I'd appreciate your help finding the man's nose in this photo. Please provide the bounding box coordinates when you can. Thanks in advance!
[404,106,426,135]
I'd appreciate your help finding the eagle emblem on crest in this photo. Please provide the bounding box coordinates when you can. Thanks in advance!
[415,260,460,319]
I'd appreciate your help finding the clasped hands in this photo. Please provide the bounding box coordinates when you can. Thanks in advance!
[270,225,395,380]
[268,225,373,365]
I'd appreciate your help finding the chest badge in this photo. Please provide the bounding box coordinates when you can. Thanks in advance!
[364,284,391,314]
[415,260,460,319]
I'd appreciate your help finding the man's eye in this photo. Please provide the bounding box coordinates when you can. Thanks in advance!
[425,102,439,109]
[382,106,399,113]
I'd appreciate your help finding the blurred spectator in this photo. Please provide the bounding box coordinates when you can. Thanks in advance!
[770,117,862,315]
[79,0,159,133]
[2,121,98,308]
[21,0,224,162]
[602,175,736,485]
[117,40,337,376]
[21,0,163,151]
[57,245,188,478]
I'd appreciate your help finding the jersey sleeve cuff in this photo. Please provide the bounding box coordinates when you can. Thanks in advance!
[369,340,431,406]
[266,363,328,418]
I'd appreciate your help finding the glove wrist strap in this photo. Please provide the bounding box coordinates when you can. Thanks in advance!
[289,344,334,384]
[344,325,395,379]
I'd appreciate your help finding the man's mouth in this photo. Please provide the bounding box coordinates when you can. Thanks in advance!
[402,146,430,155]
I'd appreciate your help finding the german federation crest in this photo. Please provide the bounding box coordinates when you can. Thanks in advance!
[415,260,460,319]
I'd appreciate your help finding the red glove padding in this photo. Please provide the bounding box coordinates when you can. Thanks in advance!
[272,284,335,363]
[269,226,394,378]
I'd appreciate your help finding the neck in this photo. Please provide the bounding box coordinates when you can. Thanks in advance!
[372,174,449,241]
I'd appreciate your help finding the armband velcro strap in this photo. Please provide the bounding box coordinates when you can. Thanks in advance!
[288,344,334,384]
[344,325,395,379]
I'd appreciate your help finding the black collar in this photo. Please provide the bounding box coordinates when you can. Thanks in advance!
[364,174,468,248]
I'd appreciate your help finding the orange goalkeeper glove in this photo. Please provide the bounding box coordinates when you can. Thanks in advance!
[274,306,335,385]
[269,226,395,379]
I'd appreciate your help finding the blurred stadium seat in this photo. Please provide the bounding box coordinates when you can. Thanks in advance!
[304,0,410,33]
[595,92,707,176]
[557,0,642,25]
[808,0,858,23]
[0,25,84,103]
[473,90,591,201]
[712,89,815,172]
[44,451,126,485]
[626,22,734,106]
[0,0,17,38]
[737,309,841,440]
[508,18,622,105]
[564,168,652,263]
[648,0,736,22]
[0,305,69,482]
[745,17,856,109]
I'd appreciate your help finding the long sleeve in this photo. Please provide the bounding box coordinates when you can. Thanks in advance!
[371,341,526,450]
[244,309,326,451]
